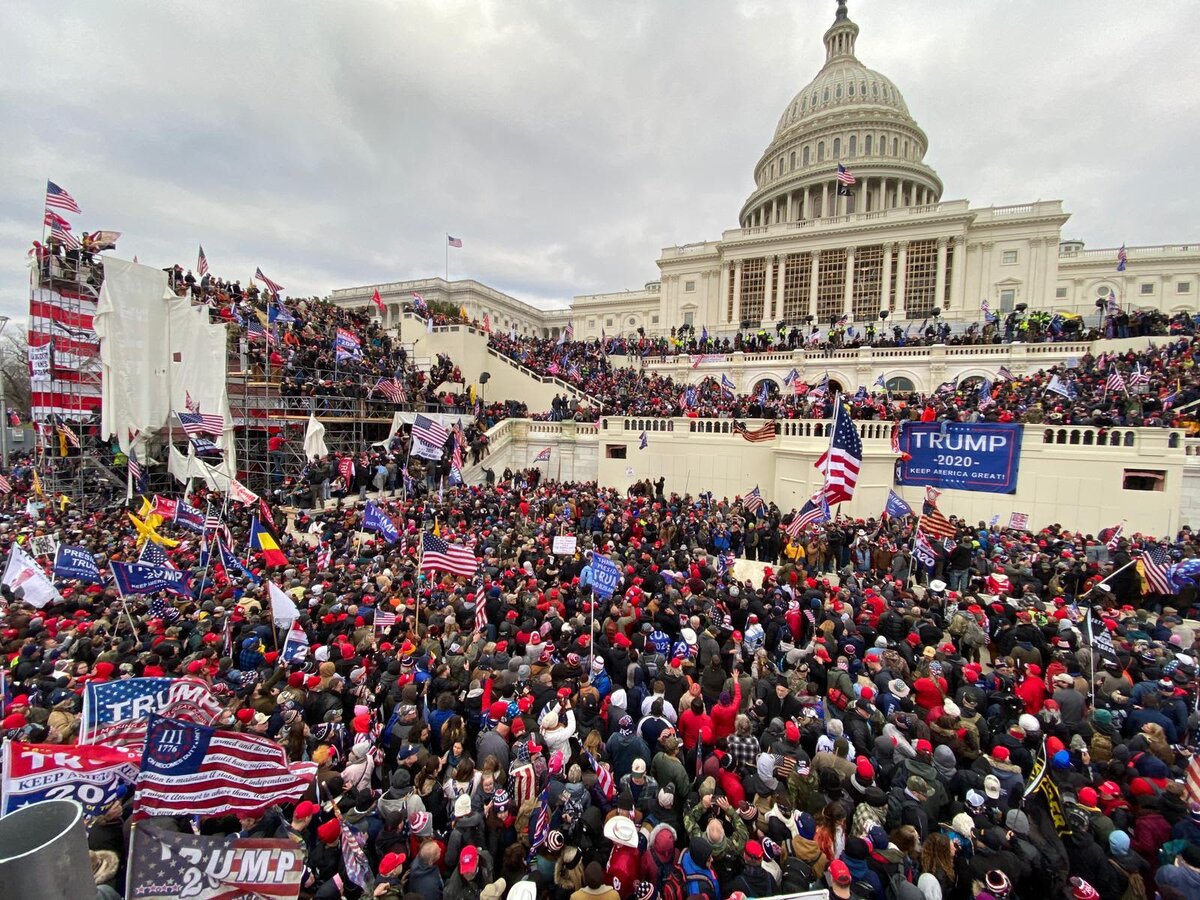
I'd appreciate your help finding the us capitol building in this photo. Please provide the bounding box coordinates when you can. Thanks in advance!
[335,1,1199,342]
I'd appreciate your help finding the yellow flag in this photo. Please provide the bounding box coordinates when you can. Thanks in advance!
[31,470,45,499]
[58,494,71,512]
[137,496,153,518]
[468,384,476,404]
[459,305,468,320]
[127,512,180,548]
[433,518,441,538]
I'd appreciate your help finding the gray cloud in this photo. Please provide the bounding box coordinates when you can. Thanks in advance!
[1,0,1196,321]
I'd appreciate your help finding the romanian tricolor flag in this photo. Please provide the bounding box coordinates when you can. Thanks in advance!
[249,516,287,567]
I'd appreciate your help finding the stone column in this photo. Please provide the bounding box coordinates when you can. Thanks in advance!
[881,243,893,312]
[894,241,908,312]
[763,255,775,325]
[934,237,948,311]
[732,260,743,326]
[949,235,966,311]
[775,254,787,322]
[808,250,820,319]
[843,246,856,319]
[719,261,731,323]
[803,186,811,220]
[821,182,829,218]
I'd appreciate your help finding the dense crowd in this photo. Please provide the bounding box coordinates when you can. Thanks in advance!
[489,331,1200,428]
[2,463,1200,900]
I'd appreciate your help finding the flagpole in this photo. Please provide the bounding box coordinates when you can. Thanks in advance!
[445,236,449,282]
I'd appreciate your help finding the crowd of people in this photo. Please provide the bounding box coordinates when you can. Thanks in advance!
[2,456,1200,900]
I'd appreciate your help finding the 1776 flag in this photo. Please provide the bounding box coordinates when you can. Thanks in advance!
[815,400,862,504]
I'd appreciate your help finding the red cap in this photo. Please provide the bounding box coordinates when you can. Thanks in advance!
[856,757,875,781]
[379,851,407,876]
[294,801,320,819]
[287,672,305,688]
[317,819,340,843]
[459,845,479,875]
[828,860,852,886]
[235,708,255,723]
[352,713,371,734]
[1078,787,1098,807]
[489,701,509,720]
[305,675,321,689]
[744,839,763,859]
[785,721,800,741]
[992,745,1010,761]
[1098,781,1120,798]
[915,739,933,755]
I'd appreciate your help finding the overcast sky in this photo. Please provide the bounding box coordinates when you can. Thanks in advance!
[1,0,1196,321]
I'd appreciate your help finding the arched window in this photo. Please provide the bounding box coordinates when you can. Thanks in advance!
[817,142,825,162]
[769,164,774,179]
[873,83,879,97]
[833,137,841,157]
[835,84,842,98]
[802,146,810,166]
[885,376,915,392]
[880,134,887,154]
[823,87,830,102]
[789,151,796,171]
[892,138,898,155]
[864,135,872,155]
[849,135,857,157]
[861,81,866,96]
[848,82,854,96]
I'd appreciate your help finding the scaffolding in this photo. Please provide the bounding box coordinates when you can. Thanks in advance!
[28,250,125,508]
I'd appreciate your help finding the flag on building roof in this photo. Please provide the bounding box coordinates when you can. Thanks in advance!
[420,532,478,577]
[45,180,81,214]
[133,714,315,818]
[447,235,463,248]
[1116,244,1127,272]
[249,517,287,568]
[254,267,283,295]
[836,163,856,185]
[534,447,551,462]
[815,400,862,504]
[197,245,208,277]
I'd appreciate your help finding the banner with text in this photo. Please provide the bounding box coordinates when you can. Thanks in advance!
[894,422,1023,494]
[128,827,304,900]
[0,741,140,816]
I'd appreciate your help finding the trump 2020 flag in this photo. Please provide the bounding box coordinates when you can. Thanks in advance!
[884,490,913,519]
[281,621,309,663]
[3,543,61,608]
[80,677,223,745]
[362,501,400,544]
[53,543,105,585]
[134,714,316,818]
[1,740,141,816]
[127,828,305,900]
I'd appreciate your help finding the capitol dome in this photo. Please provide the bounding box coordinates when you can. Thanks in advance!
[740,1,943,228]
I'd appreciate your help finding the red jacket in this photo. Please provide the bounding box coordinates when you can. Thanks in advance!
[912,676,947,712]
[678,707,713,751]
[1015,676,1046,714]
[710,682,742,741]
[607,843,641,897]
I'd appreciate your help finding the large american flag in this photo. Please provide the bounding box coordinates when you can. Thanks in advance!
[246,320,274,344]
[733,421,777,443]
[743,485,765,514]
[254,267,284,295]
[197,245,209,277]
[534,447,551,462]
[1186,754,1200,806]
[46,180,81,214]
[474,587,488,633]
[134,714,315,818]
[815,401,862,504]
[177,411,224,437]
[412,414,448,448]
[374,610,397,629]
[1140,545,1174,595]
[1105,368,1127,395]
[1130,363,1151,386]
[373,378,408,403]
[836,163,856,185]
[0,475,11,494]
[920,501,957,539]
[787,495,829,538]
[420,532,478,577]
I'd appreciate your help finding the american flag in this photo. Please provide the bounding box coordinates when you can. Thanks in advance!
[45,180,81,214]
[808,374,830,398]
[44,209,74,234]
[534,447,551,462]
[528,789,551,858]
[177,411,224,437]
[815,401,862,504]
[246,320,274,343]
[340,821,374,890]
[1106,368,1127,394]
[564,323,574,341]
[412,414,449,449]
[0,475,11,494]
[447,235,463,248]
[474,588,487,633]
[743,485,765,514]
[1105,523,1124,550]
[980,298,994,321]
[716,550,734,578]
[997,366,1014,382]
[316,543,332,570]
[374,610,397,629]
[1140,545,1174,595]
[584,750,615,800]
[420,532,478,577]
[1186,754,1200,806]
[1116,244,1127,272]
[787,495,829,538]
[133,715,315,818]
[56,421,81,448]
[373,378,407,403]
[836,163,856,185]
[482,313,491,332]
[254,267,284,295]
[48,219,80,250]
[1130,363,1151,386]
[920,501,957,539]
[411,292,428,314]
[197,245,208,277]
[639,431,648,450]
[139,540,174,569]
[720,374,737,395]
[733,421,776,443]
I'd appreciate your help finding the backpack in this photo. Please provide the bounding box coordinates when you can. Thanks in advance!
[1090,730,1114,764]
[885,790,905,832]
[1112,861,1146,900]
[948,613,969,638]
[660,868,718,900]
[779,856,815,893]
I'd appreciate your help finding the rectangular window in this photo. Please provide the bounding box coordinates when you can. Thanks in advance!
[815,248,848,322]
[683,311,695,327]
[1055,287,1068,299]
[605,444,627,459]
[739,258,767,324]
[1002,250,1018,265]
[587,318,596,329]
[902,239,938,316]
[999,289,1016,312]
[684,280,696,293]
[1178,281,1191,293]
[782,252,812,321]
[605,317,614,327]
[1140,283,1154,295]
[650,315,659,325]
[1123,469,1165,491]
[851,245,884,320]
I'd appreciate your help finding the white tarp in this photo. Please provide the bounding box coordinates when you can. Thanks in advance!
[303,414,328,460]
[374,411,475,447]
[96,258,236,466]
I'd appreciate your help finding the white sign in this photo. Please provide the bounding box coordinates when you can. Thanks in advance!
[29,344,52,382]
[624,466,635,478]
[552,535,577,555]
[29,535,58,558]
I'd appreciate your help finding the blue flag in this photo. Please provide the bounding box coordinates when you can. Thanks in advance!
[111,561,193,598]
[590,553,622,599]
[884,490,913,519]
[216,538,261,585]
[363,501,400,544]
[639,431,648,450]
[53,544,104,585]
[173,502,205,534]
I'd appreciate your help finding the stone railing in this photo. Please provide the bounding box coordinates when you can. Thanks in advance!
[1059,244,1200,261]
